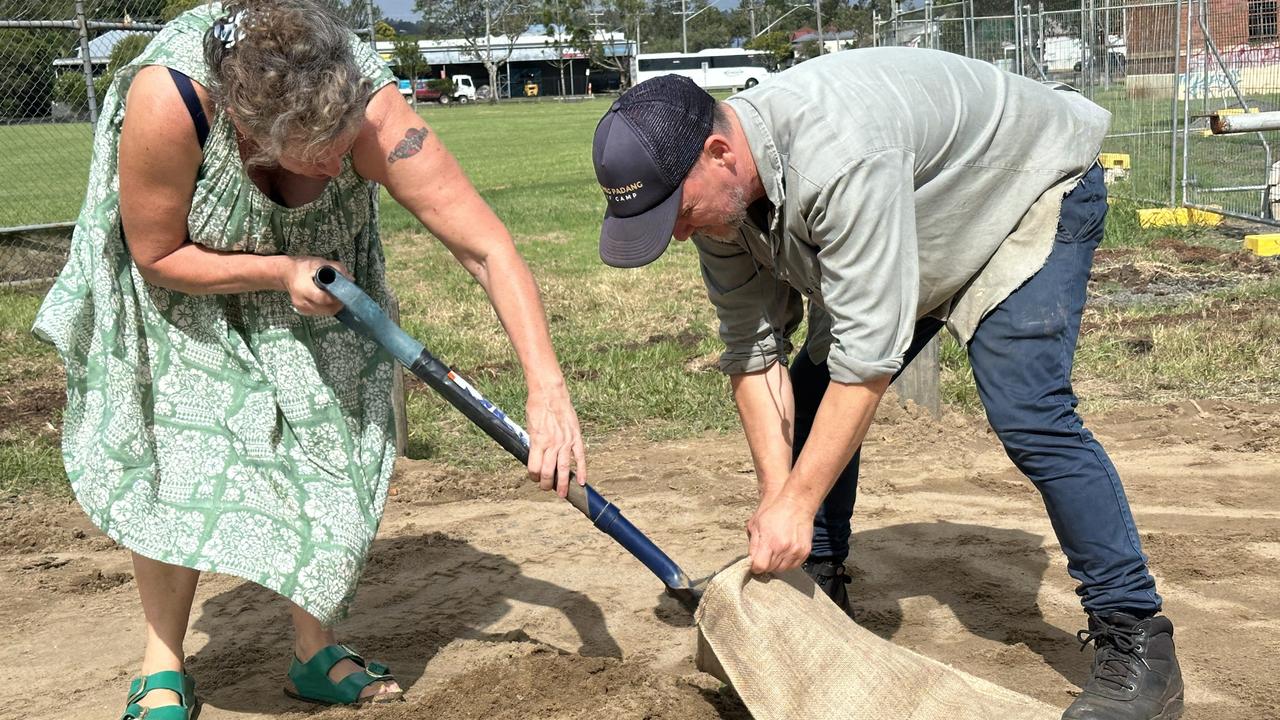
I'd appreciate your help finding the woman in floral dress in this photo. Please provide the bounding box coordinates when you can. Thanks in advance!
[32,1,588,716]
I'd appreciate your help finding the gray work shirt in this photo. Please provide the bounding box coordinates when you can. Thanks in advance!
[694,47,1111,384]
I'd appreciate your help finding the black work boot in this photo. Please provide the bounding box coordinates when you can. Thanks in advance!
[801,558,853,617]
[1063,612,1184,720]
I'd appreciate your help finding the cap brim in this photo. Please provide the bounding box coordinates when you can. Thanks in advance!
[599,187,682,269]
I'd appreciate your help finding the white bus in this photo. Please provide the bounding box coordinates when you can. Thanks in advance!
[634,48,774,91]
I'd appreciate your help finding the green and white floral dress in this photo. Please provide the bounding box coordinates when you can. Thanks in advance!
[33,4,399,624]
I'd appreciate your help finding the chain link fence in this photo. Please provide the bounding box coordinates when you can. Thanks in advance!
[875,0,1280,226]
[0,0,376,286]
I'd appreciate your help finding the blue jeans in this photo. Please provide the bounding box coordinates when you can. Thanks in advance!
[793,164,1161,615]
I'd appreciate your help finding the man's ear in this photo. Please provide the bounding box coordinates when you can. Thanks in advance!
[703,133,735,169]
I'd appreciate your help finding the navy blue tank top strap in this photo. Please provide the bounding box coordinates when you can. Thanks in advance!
[167,67,209,149]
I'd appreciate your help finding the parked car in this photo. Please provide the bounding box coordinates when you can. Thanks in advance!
[396,78,421,97]
[414,75,477,105]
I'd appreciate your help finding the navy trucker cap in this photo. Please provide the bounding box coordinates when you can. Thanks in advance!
[592,75,716,268]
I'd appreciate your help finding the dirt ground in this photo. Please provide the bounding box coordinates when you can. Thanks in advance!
[1089,236,1279,309]
[1,399,1277,720]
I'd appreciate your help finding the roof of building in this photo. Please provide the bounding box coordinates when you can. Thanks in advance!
[375,30,633,66]
[54,29,157,66]
[791,29,859,44]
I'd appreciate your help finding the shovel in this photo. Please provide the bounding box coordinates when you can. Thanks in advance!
[314,265,703,611]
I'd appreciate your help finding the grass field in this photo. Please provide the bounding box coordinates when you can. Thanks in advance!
[1,95,1277,500]
[8,83,1280,228]
[0,122,93,228]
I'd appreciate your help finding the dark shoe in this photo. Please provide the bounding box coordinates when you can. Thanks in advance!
[1063,612,1184,720]
[801,558,853,617]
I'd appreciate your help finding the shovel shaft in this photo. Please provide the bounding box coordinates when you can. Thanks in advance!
[314,266,695,593]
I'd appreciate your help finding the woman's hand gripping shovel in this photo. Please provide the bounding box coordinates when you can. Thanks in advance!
[314,266,704,612]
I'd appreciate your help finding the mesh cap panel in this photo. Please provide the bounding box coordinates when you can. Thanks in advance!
[614,75,717,187]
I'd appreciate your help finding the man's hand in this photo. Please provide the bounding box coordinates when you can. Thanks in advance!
[742,374,889,575]
[747,493,814,574]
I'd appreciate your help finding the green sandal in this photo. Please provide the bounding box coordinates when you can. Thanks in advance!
[284,644,402,706]
[120,670,199,720]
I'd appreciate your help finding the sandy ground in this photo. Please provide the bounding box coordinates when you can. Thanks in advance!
[2,400,1277,720]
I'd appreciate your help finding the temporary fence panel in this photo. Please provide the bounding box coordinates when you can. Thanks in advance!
[875,0,1280,226]
[1179,0,1280,221]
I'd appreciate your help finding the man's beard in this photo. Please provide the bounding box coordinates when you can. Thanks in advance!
[692,185,749,244]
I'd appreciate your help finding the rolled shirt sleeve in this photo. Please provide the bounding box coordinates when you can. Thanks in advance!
[692,235,804,375]
[810,149,920,384]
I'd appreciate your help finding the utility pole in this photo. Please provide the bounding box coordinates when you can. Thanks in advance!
[749,0,757,37]
[815,0,823,55]
[682,0,688,53]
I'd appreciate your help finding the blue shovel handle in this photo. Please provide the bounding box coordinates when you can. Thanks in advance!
[313,266,700,607]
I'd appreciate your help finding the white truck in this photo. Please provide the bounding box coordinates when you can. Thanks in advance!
[1036,36,1127,75]
[398,74,478,104]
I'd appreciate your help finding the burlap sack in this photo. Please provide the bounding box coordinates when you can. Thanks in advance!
[695,558,1061,720]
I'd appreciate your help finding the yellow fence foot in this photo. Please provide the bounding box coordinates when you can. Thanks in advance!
[1136,207,1224,228]
[1244,233,1280,256]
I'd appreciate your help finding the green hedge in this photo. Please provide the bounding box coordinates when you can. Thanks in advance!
[51,71,111,111]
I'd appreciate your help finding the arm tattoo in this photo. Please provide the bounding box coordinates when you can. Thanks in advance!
[387,127,428,164]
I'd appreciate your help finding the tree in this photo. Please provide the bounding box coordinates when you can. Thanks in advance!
[386,18,425,35]
[824,0,874,47]
[539,0,588,96]
[745,30,792,68]
[51,69,111,117]
[558,0,643,88]
[107,33,152,75]
[416,0,534,103]
[682,6,737,52]
[375,19,398,38]
[161,0,203,21]
[91,0,169,22]
[0,29,71,121]
[391,37,430,107]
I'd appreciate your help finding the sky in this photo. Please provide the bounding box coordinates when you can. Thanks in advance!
[380,0,418,20]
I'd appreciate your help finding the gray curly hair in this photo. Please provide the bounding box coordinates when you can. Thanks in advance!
[204,0,374,167]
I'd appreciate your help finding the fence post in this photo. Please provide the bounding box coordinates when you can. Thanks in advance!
[1180,0,1195,207]
[964,0,973,57]
[894,336,941,418]
[1014,1,1021,74]
[1168,0,1182,207]
[1039,4,1045,74]
[925,0,933,49]
[892,0,898,45]
[74,0,98,125]
[1102,0,1111,89]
